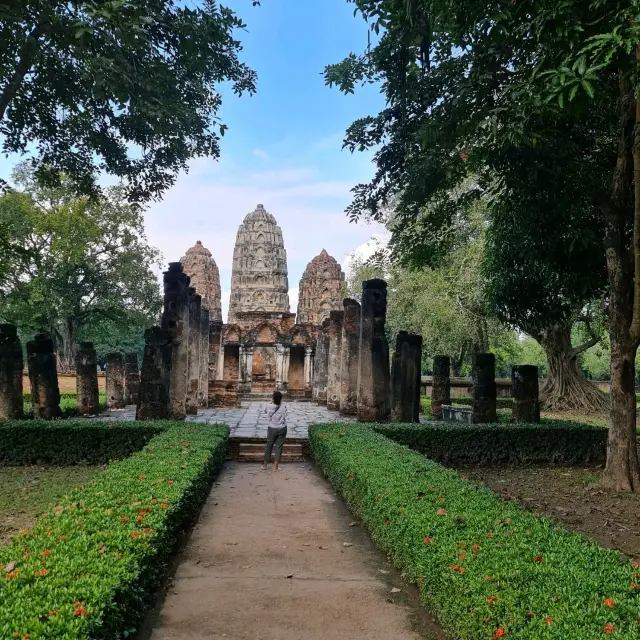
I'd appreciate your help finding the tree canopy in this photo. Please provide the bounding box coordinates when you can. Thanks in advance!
[0,163,162,369]
[0,0,257,201]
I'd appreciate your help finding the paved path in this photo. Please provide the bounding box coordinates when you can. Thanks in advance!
[93,402,354,438]
[141,463,445,640]
[91,401,429,438]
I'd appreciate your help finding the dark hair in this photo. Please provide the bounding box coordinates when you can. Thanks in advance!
[272,390,283,405]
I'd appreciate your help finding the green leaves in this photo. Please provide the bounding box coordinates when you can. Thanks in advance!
[0,0,259,202]
[0,421,229,639]
[310,423,640,638]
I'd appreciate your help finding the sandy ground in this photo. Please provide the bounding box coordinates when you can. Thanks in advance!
[21,374,105,394]
[457,464,640,560]
[140,462,446,640]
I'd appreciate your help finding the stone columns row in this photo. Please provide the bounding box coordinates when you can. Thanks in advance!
[137,261,213,420]
[76,342,99,415]
[106,351,140,410]
[340,299,360,415]
[312,318,330,403]
[390,331,422,422]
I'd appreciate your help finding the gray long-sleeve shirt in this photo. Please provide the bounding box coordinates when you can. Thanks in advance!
[264,403,287,428]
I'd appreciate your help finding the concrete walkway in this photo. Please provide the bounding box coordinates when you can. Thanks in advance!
[142,463,445,640]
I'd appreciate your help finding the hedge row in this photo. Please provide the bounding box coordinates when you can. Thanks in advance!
[0,420,161,465]
[0,421,229,640]
[310,424,640,639]
[376,421,607,465]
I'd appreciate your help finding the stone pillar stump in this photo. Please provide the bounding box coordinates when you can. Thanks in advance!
[162,262,190,420]
[313,318,330,404]
[327,310,344,411]
[136,327,172,420]
[124,353,140,406]
[186,291,202,415]
[75,342,99,415]
[340,299,360,416]
[0,324,23,419]
[199,307,210,407]
[512,365,540,423]
[105,352,125,409]
[431,355,451,419]
[390,331,422,422]
[357,279,390,422]
[27,333,61,419]
[472,352,497,423]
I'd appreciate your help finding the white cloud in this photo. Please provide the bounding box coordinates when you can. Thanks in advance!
[252,148,270,160]
[288,287,299,317]
[342,233,390,275]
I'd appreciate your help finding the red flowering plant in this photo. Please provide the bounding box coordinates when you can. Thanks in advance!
[310,422,640,639]
[0,420,229,638]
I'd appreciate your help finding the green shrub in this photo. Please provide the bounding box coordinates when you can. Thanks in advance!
[22,392,107,419]
[0,422,229,640]
[0,420,161,465]
[310,424,640,639]
[376,421,607,465]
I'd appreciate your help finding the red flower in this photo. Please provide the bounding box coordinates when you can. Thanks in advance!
[137,516,144,524]
[534,555,543,563]
[487,595,498,605]
[137,475,145,480]
[143,527,152,534]
[385,520,390,526]
[633,560,640,568]
[47,530,52,536]
[74,608,89,617]
[120,517,129,523]
[6,570,19,579]
[603,623,615,635]
[49,611,58,616]
[484,575,495,582]
[493,629,506,639]
[603,597,615,609]
[130,532,141,539]
[34,569,49,577]
[436,508,448,516]
[58,536,67,541]
[526,612,533,619]
[487,532,494,537]
[472,544,480,553]
[41,549,51,557]
[437,497,445,503]
[545,617,553,625]
[73,601,83,607]
[167,480,175,485]
[458,553,467,560]
[160,503,168,509]
[423,537,431,544]
[346,473,351,478]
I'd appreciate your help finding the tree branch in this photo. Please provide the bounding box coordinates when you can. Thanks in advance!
[571,319,601,358]
[0,13,53,121]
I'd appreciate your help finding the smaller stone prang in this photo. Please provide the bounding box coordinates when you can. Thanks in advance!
[136,327,172,420]
[471,352,497,423]
[26,333,61,419]
[512,365,540,423]
[431,355,451,419]
[162,262,190,420]
[186,290,202,415]
[390,331,422,423]
[339,299,360,416]
[312,317,330,405]
[105,352,125,409]
[124,353,140,406]
[357,279,390,423]
[198,307,210,408]
[0,324,23,419]
[75,342,99,415]
[326,310,344,411]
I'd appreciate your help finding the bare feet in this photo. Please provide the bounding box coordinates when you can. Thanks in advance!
[273,463,279,472]
[261,463,267,471]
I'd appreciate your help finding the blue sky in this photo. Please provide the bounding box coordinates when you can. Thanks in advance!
[0,0,389,319]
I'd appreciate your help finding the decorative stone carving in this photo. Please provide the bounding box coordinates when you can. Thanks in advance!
[297,249,345,325]
[228,204,290,322]
[0,324,23,419]
[180,240,222,322]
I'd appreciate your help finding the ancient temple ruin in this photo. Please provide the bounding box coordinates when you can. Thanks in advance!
[297,249,345,325]
[180,240,223,322]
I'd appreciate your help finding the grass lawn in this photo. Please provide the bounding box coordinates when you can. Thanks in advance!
[0,465,103,546]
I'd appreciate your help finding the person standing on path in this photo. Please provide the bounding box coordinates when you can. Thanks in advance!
[262,390,288,471]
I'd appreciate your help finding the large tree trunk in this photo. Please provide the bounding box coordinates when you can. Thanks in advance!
[537,325,608,412]
[56,317,78,373]
[601,66,640,491]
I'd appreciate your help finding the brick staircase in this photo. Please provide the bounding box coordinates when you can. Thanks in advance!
[237,441,305,463]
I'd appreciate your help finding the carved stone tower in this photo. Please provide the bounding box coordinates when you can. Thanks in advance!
[228,204,290,323]
[180,240,222,322]
[296,249,345,325]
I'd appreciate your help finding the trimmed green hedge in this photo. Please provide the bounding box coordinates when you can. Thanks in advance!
[0,421,229,640]
[376,421,607,465]
[0,420,161,465]
[310,424,640,639]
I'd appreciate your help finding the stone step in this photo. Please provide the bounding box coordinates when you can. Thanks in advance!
[238,442,304,462]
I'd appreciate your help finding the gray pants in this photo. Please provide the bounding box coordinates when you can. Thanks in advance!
[264,426,287,463]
